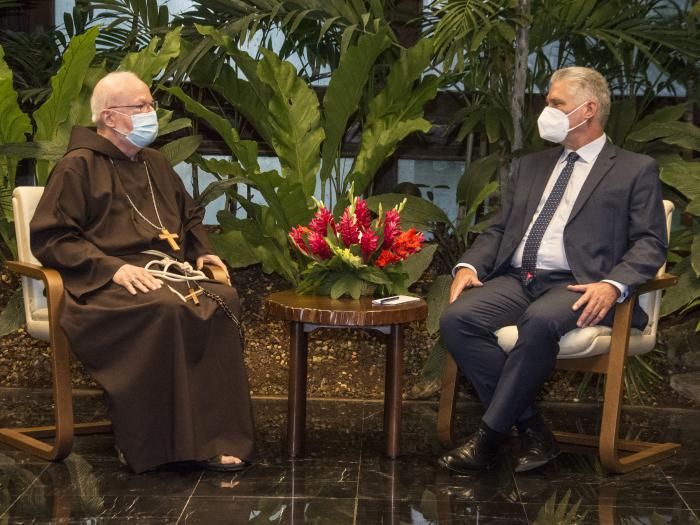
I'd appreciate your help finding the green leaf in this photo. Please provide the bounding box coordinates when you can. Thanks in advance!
[320,29,392,183]
[347,39,439,194]
[426,274,452,335]
[401,243,437,287]
[198,176,251,207]
[119,27,182,84]
[158,134,201,166]
[158,117,192,137]
[659,157,700,202]
[366,193,451,230]
[160,85,259,173]
[0,287,23,338]
[33,27,99,185]
[209,229,261,269]
[457,153,500,207]
[630,103,687,132]
[420,338,447,382]
[331,273,362,299]
[0,44,31,213]
[0,141,68,161]
[661,257,700,317]
[692,232,700,277]
[257,47,324,195]
[627,121,700,152]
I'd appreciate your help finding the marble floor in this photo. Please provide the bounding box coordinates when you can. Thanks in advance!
[0,388,698,524]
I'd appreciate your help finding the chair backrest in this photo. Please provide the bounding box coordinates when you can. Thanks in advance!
[12,187,47,325]
[637,199,674,336]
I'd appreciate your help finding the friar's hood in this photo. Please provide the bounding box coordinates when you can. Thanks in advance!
[66,126,137,160]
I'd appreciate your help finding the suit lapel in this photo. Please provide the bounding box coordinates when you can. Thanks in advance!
[566,142,617,225]
[521,147,562,237]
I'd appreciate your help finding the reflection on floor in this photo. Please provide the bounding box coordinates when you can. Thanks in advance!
[0,388,698,524]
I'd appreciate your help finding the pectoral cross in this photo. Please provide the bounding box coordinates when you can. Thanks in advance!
[159,228,180,251]
[184,287,204,305]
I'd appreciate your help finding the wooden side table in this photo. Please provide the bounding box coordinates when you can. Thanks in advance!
[265,290,428,459]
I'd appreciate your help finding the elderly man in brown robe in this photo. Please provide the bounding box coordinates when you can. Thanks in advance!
[29,71,255,474]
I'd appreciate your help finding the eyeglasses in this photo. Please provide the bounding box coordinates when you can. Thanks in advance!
[106,100,158,113]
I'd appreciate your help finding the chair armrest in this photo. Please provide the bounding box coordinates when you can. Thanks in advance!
[632,273,678,297]
[5,260,64,296]
[202,263,229,285]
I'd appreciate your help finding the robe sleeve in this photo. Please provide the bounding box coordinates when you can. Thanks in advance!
[30,161,126,298]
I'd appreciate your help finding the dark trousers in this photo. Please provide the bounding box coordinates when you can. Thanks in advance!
[440,268,615,434]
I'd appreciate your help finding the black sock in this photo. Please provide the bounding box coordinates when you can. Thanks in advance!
[516,413,546,434]
[479,420,509,448]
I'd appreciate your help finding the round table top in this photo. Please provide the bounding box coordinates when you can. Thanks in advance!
[265,290,428,326]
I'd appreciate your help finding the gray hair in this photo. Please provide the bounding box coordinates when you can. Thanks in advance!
[90,71,143,125]
[551,67,611,127]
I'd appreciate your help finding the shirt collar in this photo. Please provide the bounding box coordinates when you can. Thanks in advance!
[562,133,607,164]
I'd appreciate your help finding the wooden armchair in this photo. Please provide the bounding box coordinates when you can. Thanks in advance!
[0,186,228,461]
[437,200,680,474]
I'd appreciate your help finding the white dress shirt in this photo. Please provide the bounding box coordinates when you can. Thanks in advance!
[456,133,628,301]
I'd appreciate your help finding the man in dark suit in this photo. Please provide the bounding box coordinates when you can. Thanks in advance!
[438,66,667,473]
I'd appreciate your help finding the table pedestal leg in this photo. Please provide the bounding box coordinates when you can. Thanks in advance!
[288,321,308,457]
[384,324,404,458]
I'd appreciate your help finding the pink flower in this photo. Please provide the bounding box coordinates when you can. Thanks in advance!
[309,206,336,236]
[289,225,310,255]
[354,197,372,231]
[307,231,332,259]
[339,207,361,247]
[360,229,379,262]
[382,209,401,249]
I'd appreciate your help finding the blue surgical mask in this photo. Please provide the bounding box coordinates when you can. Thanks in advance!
[112,110,159,148]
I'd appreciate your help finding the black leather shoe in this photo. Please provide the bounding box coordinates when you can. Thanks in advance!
[438,428,500,472]
[514,425,560,473]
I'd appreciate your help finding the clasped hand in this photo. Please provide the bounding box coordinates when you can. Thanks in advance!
[113,254,230,295]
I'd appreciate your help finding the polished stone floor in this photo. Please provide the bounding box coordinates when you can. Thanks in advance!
[0,388,698,524]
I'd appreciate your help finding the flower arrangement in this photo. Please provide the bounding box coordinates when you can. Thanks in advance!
[289,189,424,299]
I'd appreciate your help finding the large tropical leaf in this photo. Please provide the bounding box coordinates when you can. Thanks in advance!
[160,85,259,172]
[347,39,439,194]
[209,229,261,268]
[33,27,100,185]
[319,28,392,183]
[401,243,438,287]
[661,257,700,317]
[158,134,202,166]
[0,45,31,219]
[257,47,324,195]
[366,193,451,230]
[119,27,182,84]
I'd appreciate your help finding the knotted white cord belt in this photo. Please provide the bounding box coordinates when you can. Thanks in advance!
[140,250,244,342]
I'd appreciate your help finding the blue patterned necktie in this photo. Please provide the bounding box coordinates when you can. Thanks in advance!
[521,151,580,285]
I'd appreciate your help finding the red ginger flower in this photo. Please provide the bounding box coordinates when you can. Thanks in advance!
[375,249,401,268]
[339,207,361,247]
[307,231,332,260]
[309,206,336,236]
[289,225,310,255]
[382,209,401,249]
[360,229,379,262]
[354,197,372,231]
[392,228,424,259]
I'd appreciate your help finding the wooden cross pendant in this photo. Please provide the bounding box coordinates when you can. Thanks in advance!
[159,228,180,251]
[184,287,204,305]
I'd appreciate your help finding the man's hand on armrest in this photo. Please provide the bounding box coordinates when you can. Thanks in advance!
[567,281,620,328]
[196,254,230,285]
[450,267,483,304]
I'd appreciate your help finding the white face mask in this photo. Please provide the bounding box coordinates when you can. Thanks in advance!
[537,101,589,143]
[111,110,159,148]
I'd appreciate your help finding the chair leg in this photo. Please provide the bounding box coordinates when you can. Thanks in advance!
[554,303,680,473]
[0,322,110,461]
[437,353,459,448]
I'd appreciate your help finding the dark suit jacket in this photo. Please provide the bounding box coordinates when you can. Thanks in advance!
[459,142,667,302]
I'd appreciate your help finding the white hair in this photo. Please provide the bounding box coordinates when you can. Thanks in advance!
[90,71,144,126]
[551,67,611,127]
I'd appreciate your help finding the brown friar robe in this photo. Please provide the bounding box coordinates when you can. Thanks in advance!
[29,126,255,473]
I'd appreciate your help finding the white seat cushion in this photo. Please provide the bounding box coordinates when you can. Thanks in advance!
[495,325,655,359]
[26,310,50,342]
